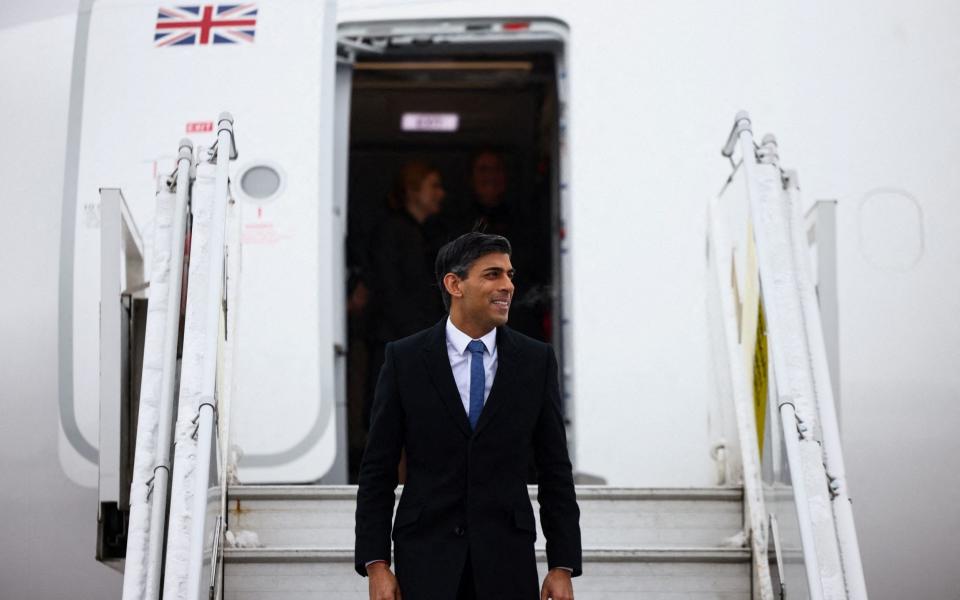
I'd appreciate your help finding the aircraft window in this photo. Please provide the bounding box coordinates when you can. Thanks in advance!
[240,164,282,200]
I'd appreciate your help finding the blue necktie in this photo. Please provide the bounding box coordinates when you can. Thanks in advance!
[467,340,486,430]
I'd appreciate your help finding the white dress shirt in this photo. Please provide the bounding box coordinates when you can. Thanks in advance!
[445,317,498,416]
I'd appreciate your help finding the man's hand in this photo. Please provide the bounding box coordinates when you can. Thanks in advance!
[540,568,574,600]
[366,562,402,600]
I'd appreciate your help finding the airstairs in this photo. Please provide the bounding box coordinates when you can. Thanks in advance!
[223,485,749,599]
[100,111,867,599]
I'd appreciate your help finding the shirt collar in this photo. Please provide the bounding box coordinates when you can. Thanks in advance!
[446,316,497,356]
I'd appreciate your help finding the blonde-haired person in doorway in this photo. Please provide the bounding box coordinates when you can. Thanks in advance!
[363,160,448,433]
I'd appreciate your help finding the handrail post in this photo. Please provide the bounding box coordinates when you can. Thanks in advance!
[738,121,842,593]
[787,188,869,599]
[161,113,238,600]
[184,113,236,599]
[708,110,776,600]
[121,140,188,600]
[714,111,869,599]
[144,139,194,600]
[731,111,866,599]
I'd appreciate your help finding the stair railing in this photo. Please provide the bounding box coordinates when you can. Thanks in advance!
[707,125,776,600]
[163,112,238,600]
[122,113,240,600]
[711,111,868,599]
[122,140,194,600]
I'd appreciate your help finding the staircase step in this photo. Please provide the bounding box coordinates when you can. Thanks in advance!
[224,547,751,600]
[227,485,743,549]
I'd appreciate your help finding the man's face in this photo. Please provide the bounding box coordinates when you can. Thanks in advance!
[454,252,515,329]
[471,153,506,209]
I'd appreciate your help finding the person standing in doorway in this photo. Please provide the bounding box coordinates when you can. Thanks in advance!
[355,232,581,600]
[459,149,551,342]
[463,150,511,237]
[363,160,448,430]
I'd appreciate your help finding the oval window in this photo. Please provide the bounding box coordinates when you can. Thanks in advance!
[240,165,282,200]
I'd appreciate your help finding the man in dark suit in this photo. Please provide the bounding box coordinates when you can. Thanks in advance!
[355,232,581,599]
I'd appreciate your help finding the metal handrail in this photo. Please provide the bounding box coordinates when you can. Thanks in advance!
[120,143,191,600]
[707,189,775,600]
[734,120,834,598]
[211,116,244,600]
[784,183,868,598]
[120,114,239,600]
[184,113,234,600]
[718,111,868,599]
[161,114,236,600]
[147,140,194,600]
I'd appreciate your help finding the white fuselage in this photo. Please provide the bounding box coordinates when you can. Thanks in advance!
[1,1,958,598]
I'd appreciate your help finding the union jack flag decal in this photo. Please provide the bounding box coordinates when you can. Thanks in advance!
[155,4,257,47]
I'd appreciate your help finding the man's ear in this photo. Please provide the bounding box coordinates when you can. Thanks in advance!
[443,273,463,299]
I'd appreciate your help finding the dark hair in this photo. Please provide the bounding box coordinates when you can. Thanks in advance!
[470,148,505,170]
[435,232,512,311]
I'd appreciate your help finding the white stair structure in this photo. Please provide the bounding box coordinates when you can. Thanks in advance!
[109,111,866,600]
[223,485,751,600]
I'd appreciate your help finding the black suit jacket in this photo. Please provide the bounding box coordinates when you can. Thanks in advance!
[354,319,582,599]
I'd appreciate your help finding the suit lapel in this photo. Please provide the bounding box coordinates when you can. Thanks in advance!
[474,326,517,437]
[422,320,472,438]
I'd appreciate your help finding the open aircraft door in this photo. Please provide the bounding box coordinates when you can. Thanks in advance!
[63,0,344,488]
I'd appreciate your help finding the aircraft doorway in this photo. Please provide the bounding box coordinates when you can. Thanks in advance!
[338,22,570,482]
